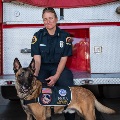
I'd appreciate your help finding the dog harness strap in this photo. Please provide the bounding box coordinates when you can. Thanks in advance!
[50,106,54,115]
[23,98,38,105]
[64,105,68,110]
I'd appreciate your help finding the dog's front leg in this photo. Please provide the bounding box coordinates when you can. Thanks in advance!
[28,103,47,120]
[26,113,33,120]
[46,107,51,118]
[21,104,34,120]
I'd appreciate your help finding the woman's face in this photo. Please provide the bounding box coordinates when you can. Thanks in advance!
[43,12,58,30]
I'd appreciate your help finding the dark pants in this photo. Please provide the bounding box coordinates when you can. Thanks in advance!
[38,63,75,120]
[38,63,74,87]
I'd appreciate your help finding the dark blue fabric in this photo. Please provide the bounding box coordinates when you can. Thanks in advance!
[39,86,71,106]
[31,26,72,63]
[38,63,74,87]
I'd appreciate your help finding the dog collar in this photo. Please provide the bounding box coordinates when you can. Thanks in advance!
[23,98,39,105]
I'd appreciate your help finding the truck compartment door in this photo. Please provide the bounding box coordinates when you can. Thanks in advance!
[90,26,120,73]
[3,27,41,74]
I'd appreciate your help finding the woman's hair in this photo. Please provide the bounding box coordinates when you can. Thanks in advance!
[42,7,58,18]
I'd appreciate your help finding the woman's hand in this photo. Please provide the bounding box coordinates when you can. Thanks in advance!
[45,74,59,87]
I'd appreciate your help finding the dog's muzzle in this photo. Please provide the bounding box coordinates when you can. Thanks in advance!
[18,79,35,93]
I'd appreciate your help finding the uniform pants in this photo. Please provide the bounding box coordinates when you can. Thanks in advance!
[38,63,74,87]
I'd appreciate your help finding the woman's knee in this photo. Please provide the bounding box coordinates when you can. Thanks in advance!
[57,69,74,87]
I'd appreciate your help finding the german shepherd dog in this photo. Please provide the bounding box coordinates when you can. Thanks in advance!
[13,58,116,120]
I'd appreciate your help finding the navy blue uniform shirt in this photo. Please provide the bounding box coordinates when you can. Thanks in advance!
[31,26,72,63]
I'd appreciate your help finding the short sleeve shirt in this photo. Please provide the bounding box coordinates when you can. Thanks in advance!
[31,26,72,63]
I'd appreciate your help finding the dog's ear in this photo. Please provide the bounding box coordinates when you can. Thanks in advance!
[29,58,35,72]
[13,58,22,74]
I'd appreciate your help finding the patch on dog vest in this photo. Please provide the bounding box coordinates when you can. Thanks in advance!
[38,86,71,106]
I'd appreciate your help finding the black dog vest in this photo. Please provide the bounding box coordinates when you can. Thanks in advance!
[38,86,71,106]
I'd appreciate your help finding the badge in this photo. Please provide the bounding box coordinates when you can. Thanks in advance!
[31,36,37,44]
[66,37,72,42]
[66,37,72,45]
[59,89,67,96]
[60,41,64,48]
[41,94,52,104]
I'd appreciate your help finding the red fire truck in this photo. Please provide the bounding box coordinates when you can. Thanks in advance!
[0,0,120,100]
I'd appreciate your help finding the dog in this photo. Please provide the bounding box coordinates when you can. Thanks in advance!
[13,58,116,120]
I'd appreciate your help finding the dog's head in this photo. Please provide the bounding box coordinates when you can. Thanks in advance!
[13,58,36,93]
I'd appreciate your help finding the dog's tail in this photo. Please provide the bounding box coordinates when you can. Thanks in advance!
[95,99,116,114]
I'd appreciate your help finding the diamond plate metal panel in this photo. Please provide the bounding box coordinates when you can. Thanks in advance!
[3,2,120,24]
[74,78,120,85]
[63,1,120,23]
[3,27,41,74]
[3,3,60,24]
[90,26,120,73]
[73,72,120,85]
[1,72,120,86]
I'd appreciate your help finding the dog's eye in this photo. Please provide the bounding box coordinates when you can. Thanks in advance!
[19,72,24,77]
[29,74,33,77]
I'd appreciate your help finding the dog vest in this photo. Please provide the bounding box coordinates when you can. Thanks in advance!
[38,86,71,106]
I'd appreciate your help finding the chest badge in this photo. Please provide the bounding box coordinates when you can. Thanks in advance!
[60,41,64,48]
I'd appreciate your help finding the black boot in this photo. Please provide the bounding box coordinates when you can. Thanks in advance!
[64,112,75,120]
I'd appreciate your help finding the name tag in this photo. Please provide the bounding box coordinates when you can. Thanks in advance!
[40,44,46,46]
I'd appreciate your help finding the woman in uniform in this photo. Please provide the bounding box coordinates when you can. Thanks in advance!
[31,7,75,120]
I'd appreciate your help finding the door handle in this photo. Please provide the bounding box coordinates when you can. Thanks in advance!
[21,48,31,53]
[80,79,93,85]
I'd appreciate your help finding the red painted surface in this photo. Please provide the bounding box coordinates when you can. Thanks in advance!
[0,0,2,23]
[3,0,116,8]
[65,29,90,72]
[3,22,120,29]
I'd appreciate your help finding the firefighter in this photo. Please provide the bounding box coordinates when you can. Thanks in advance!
[31,7,75,120]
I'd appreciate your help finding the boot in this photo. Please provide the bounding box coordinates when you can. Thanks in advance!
[64,112,75,120]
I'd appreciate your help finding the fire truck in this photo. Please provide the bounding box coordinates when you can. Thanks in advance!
[0,0,120,100]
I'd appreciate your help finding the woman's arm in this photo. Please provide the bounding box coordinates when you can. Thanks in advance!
[55,56,68,79]
[46,56,68,87]
[33,55,41,77]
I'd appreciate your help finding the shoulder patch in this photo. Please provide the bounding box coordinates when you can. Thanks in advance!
[66,37,72,45]
[31,36,37,44]
[66,37,72,43]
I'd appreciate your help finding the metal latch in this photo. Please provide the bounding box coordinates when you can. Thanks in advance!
[60,8,64,20]
[21,48,31,53]
[80,79,93,85]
